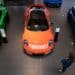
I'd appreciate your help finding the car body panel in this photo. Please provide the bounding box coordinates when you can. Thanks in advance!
[44,0,62,7]
[0,0,8,29]
[0,7,7,28]
[22,28,54,44]
[22,4,54,55]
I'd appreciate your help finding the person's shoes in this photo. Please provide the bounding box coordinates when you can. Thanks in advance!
[58,69,63,72]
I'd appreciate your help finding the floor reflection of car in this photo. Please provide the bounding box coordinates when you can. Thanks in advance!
[44,0,62,7]
[22,4,54,55]
[67,6,75,35]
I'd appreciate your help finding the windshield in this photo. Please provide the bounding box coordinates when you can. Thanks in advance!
[27,10,49,31]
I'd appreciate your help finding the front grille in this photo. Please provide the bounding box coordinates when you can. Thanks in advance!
[29,44,48,49]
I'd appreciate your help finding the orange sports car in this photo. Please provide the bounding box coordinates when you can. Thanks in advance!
[22,4,54,55]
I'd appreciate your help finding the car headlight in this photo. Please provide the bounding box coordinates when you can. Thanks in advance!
[48,40,53,46]
[24,40,28,46]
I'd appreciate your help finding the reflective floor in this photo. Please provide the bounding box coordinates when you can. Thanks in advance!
[0,0,75,75]
[4,0,34,6]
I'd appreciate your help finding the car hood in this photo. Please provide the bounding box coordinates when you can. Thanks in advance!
[22,28,54,44]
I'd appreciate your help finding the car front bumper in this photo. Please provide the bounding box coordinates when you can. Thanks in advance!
[23,44,54,55]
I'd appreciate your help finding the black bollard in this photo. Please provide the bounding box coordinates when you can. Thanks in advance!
[54,27,60,42]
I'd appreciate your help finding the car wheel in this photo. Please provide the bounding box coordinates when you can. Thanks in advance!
[58,63,63,72]
[0,34,2,45]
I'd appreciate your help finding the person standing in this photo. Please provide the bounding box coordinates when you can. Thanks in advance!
[58,52,74,72]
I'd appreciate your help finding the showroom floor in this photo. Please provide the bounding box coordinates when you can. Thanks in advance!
[0,0,75,75]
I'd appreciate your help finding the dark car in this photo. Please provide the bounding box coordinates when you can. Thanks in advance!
[44,0,62,7]
[67,6,75,35]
